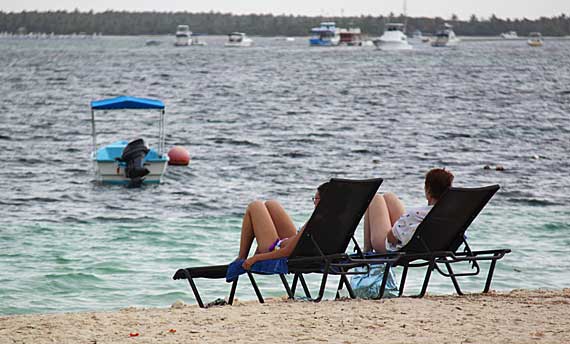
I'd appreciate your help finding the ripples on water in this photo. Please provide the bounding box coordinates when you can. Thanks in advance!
[0,36,569,315]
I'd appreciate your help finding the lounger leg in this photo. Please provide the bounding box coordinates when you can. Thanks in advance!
[378,264,391,299]
[483,259,498,293]
[399,265,408,297]
[298,274,312,299]
[291,273,299,297]
[182,269,205,308]
[247,272,264,304]
[279,274,294,299]
[228,278,238,305]
[418,260,435,297]
[314,264,330,302]
[342,274,356,299]
[336,271,354,300]
[444,262,463,295]
[336,277,343,300]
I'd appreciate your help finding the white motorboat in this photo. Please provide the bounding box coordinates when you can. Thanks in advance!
[527,32,544,47]
[501,31,518,39]
[174,25,191,46]
[224,32,254,47]
[431,23,460,47]
[373,23,412,50]
[90,96,169,186]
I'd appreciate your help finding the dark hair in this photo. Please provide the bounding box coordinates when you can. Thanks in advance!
[425,168,454,200]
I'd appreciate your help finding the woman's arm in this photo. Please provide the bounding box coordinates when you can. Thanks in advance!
[386,229,398,244]
[242,228,305,269]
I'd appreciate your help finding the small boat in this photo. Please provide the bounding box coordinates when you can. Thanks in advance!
[145,39,162,46]
[309,22,341,46]
[373,23,412,50]
[174,25,191,46]
[431,23,460,47]
[501,31,518,39]
[90,96,169,186]
[224,32,254,47]
[190,33,207,46]
[527,32,544,47]
[339,27,366,46]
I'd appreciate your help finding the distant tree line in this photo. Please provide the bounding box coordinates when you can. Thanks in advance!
[0,10,569,36]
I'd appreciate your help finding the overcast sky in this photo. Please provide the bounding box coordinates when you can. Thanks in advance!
[1,0,568,20]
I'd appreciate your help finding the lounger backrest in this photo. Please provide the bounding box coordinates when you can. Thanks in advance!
[290,178,382,258]
[401,185,499,253]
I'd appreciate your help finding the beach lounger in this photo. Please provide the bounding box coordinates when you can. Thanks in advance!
[173,177,401,307]
[362,185,511,297]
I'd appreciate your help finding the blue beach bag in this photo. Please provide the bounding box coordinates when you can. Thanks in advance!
[350,263,399,299]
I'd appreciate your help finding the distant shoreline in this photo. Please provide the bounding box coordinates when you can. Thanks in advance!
[1,11,569,37]
[1,289,569,343]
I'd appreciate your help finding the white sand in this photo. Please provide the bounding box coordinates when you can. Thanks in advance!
[1,289,569,344]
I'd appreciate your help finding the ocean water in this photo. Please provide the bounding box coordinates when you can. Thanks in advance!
[0,35,569,315]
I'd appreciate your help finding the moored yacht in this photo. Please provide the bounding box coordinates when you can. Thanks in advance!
[309,22,341,46]
[224,32,254,47]
[431,23,460,47]
[373,23,412,50]
[174,25,191,46]
[339,27,365,46]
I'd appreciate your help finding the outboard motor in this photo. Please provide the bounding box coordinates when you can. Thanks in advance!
[117,138,150,188]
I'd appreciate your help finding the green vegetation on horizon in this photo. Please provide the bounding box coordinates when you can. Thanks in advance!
[1,10,569,36]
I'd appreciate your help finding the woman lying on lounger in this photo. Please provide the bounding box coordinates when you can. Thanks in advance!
[238,183,327,270]
[363,168,454,253]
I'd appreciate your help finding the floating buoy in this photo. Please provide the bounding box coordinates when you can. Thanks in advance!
[168,146,190,166]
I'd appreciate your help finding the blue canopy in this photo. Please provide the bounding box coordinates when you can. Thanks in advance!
[91,96,165,110]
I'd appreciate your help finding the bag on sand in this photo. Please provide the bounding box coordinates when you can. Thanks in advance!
[350,263,399,299]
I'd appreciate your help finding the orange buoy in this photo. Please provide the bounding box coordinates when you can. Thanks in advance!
[168,146,190,166]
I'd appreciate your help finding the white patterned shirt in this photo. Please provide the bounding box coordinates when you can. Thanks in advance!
[385,205,433,252]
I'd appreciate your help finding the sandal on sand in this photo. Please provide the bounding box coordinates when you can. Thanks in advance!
[205,298,227,308]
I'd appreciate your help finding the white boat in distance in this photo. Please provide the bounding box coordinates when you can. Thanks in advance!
[501,31,518,39]
[224,32,254,47]
[527,32,544,47]
[190,33,207,46]
[374,23,412,50]
[431,23,460,47]
[174,25,191,46]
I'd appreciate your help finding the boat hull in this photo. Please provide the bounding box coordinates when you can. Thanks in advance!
[527,40,543,47]
[92,140,168,185]
[224,41,253,47]
[94,160,168,184]
[374,40,413,50]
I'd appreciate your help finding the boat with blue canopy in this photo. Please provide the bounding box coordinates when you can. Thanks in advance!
[90,96,169,186]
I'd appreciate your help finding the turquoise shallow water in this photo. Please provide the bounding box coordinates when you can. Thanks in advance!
[0,36,569,315]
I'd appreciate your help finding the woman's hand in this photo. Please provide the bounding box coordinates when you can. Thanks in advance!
[242,256,257,270]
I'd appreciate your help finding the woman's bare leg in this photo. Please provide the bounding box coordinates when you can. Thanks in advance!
[383,192,405,226]
[265,200,297,239]
[365,194,393,253]
[237,200,280,259]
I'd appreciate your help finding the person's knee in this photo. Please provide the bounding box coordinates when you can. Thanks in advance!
[383,192,399,202]
[264,199,281,209]
[370,194,386,207]
[247,200,265,213]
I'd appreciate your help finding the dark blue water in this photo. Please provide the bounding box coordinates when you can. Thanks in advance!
[0,35,569,315]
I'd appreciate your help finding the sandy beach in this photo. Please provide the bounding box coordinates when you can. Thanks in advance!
[1,289,569,343]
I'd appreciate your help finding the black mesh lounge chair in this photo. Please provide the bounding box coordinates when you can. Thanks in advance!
[173,178,400,307]
[363,185,511,297]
